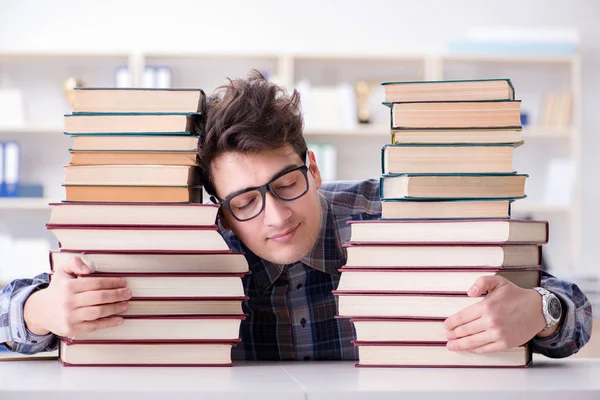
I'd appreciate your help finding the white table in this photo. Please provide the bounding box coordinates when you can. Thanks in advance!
[1,357,599,400]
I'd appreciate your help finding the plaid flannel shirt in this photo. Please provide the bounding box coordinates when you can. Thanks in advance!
[1,179,593,359]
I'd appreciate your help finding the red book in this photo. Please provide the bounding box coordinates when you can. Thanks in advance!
[59,340,237,367]
[49,272,248,300]
[342,243,541,268]
[347,219,548,245]
[62,315,246,343]
[46,224,229,251]
[48,202,219,226]
[353,341,532,368]
[49,250,249,274]
[335,267,541,294]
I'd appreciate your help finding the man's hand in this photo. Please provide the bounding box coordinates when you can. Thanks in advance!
[23,257,131,337]
[444,275,553,353]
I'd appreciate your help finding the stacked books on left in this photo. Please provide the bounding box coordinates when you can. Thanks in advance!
[47,88,249,367]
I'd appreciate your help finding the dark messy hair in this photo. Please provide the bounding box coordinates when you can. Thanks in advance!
[198,70,307,196]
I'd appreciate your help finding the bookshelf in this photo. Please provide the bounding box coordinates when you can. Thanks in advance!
[0,50,583,277]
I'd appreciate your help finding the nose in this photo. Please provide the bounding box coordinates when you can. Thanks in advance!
[262,191,292,227]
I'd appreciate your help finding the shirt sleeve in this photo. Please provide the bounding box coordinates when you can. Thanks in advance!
[530,271,593,358]
[1,273,58,354]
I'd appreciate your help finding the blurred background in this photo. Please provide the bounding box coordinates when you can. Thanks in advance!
[0,0,597,353]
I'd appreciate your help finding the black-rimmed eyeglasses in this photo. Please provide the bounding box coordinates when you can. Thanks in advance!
[210,156,310,222]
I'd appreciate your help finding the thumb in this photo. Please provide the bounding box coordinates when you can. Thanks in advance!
[468,275,506,297]
[56,256,93,278]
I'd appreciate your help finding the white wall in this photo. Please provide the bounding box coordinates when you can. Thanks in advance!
[1,0,599,273]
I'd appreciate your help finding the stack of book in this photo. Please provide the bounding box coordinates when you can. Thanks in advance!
[334,79,548,368]
[47,88,248,367]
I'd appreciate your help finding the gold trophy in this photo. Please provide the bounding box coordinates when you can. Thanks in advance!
[354,80,372,124]
[62,77,86,107]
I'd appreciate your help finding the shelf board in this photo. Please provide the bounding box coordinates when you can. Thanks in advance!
[303,125,390,137]
[292,53,425,61]
[511,202,570,214]
[145,51,281,59]
[441,54,577,64]
[0,51,129,59]
[0,198,56,210]
[0,125,63,135]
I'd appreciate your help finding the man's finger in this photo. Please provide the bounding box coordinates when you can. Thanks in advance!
[70,276,128,294]
[72,302,129,323]
[446,331,493,352]
[468,275,506,297]
[444,302,483,331]
[75,316,125,334]
[74,288,132,308]
[446,317,486,340]
[468,341,508,354]
[57,256,93,277]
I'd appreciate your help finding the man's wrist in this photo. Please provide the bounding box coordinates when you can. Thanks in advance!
[532,287,564,338]
[23,289,50,336]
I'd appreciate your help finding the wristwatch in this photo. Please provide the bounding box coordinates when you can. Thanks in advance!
[532,287,563,331]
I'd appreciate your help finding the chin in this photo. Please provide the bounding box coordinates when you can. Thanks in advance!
[264,247,310,265]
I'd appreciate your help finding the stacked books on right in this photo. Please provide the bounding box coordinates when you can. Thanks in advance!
[334,79,548,368]
[47,88,249,366]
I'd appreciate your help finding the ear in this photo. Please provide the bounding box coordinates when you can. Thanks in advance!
[307,150,322,190]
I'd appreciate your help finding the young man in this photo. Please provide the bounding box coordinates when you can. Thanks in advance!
[1,72,593,360]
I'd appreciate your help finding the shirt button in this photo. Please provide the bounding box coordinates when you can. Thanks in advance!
[303,356,311,361]
[296,283,303,290]
[301,318,307,327]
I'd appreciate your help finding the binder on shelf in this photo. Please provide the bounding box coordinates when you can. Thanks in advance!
[0,142,4,197]
[3,141,20,197]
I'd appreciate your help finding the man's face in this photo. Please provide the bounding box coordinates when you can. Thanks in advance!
[211,146,323,265]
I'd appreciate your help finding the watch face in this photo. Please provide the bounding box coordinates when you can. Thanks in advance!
[548,297,562,320]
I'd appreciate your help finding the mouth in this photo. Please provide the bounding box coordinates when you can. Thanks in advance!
[269,223,300,243]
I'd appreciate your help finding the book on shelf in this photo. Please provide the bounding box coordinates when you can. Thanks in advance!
[353,342,531,368]
[381,79,515,103]
[59,341,236,367]
[380,199,512,220]
[64,113,201,134]
[72,88,205,114]
[46,224,229,251]
[382,142,522,174]
[49,250,249,274]
[49,272,247,299]
[390,128,523,144]
[70,135,199,151]
[335,267,541,293]
[63,165,201,186]
[49,202,219,226]
[380,173,527,200]
[69,150,198,166]
[388,100,521,129]
[63,184,203,203]
[342,244,541,268]
[66,315,246,342]
[347,219,548,245]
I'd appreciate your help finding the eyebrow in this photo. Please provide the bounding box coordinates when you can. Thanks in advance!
[222,163,301,200]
